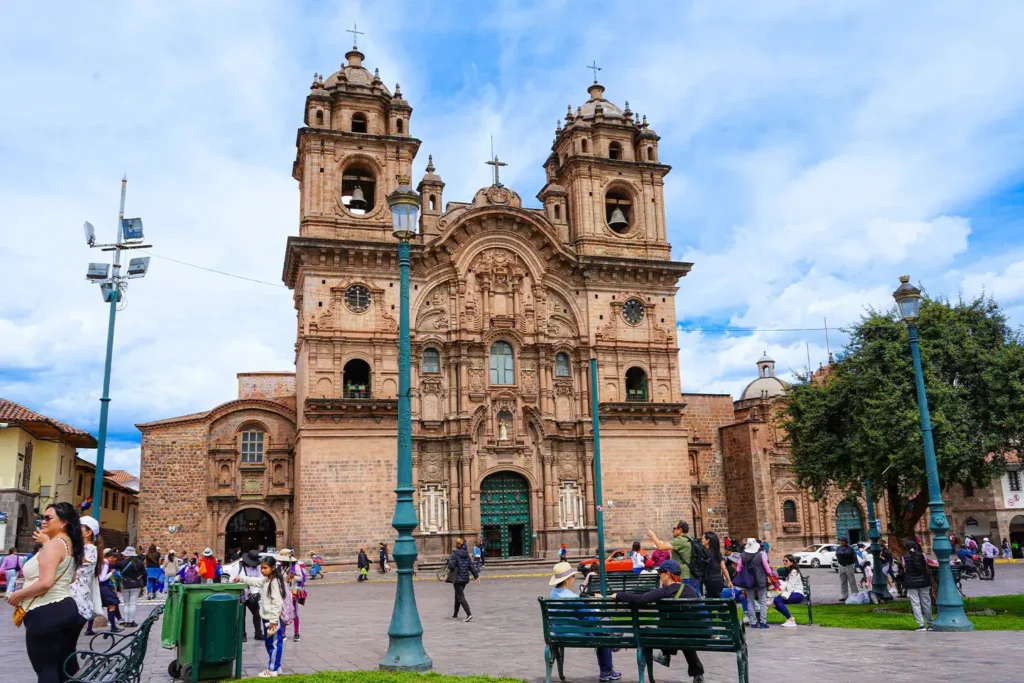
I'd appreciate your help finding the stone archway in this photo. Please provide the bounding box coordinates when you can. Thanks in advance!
[1010,515,1024,559]
[480,471,532,559]
[224,508,277,556]
[835,501,865,544]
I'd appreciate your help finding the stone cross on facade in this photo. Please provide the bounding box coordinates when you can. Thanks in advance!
[587,60,602,83]
[347,23,364,48]
[486,153,507,187]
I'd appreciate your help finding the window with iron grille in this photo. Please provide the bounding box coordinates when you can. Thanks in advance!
[1009,470,1021,493]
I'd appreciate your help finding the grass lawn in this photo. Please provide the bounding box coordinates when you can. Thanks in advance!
[759,594,1024,630]
[239,673,524,683]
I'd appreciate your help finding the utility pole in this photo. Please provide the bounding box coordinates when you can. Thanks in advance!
[83,176,151,525]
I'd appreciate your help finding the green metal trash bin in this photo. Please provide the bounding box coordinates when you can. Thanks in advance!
[161,582,245,681]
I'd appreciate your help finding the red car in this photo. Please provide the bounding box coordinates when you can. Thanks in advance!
[577,548,647,576]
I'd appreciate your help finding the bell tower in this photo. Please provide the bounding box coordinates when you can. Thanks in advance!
[293,46,421,244]
[540,79,670,260]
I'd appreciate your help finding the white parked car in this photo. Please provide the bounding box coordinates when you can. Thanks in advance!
[831,542,871,572]
[792,544,839,568]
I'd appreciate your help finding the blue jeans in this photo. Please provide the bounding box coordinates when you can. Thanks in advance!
[632,566,644,575]
[772,592,804,619]
[596,647,613,674]
[263,619,284,671]
[683,578,701,594]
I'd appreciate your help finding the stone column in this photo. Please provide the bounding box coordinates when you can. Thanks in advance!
[543,454,555,528]
[448,456,461,531]
[283,502,291,549]
[461,455,472,533]
[584,453,596,527]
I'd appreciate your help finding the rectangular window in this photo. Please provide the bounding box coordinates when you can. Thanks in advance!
[489,342,515,385]
[104,490,109,508]
[1009,470,1021,493]
[122,497,126,513]
[241,430,265,464]
[112,492,119,511]
[77,474,83,496]
[964,482,974,498]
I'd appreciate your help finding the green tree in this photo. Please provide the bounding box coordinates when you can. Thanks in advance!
[782,296,1024,543]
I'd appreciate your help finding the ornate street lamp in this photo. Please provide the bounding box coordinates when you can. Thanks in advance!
[379,176,433,671]
[892,275,972,630]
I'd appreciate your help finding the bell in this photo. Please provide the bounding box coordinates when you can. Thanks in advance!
[608,207,629,230]
[349,184,367,210]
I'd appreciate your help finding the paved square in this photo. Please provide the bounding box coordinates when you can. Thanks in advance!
[3,565,1021,682]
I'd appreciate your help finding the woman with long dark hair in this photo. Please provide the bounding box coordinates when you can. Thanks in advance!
[234,555,289,677]
[144,544,162,599]
[700,531,730,597]
[772,555,805,628]
[629,541,645,575]
[446,538,480,622]
[7,502,84,683]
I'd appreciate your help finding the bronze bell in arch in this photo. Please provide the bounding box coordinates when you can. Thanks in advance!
[349,184,367,210]
[608,206,629,230]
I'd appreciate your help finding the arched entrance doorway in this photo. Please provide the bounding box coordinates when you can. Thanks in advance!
[480,471,531,558]
[1010,515,1024,559]
[225,508,276,555]
[835,501,865,544]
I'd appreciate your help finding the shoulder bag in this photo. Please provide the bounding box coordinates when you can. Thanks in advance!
[14,559,72,628]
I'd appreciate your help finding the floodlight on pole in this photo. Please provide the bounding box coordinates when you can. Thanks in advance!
[82,176,152,526]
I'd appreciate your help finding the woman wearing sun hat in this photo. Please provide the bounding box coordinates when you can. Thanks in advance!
[112,546,146,627]
[546,561,621,681]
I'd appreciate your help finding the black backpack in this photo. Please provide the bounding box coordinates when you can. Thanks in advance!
[686,536,711,579]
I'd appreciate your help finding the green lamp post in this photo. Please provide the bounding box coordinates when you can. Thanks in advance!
[379,176,433,671]
[864,480,892,601]
[892,275,972,631]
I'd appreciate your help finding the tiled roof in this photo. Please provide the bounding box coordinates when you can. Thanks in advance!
[0,398,97,447]
[106,470,139,487]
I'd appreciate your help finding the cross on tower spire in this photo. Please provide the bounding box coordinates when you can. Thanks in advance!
[587,60,602,83]
[347,23,364,48]
[485,136,508,187]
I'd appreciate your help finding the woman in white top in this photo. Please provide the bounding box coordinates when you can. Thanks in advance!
[72,516,103,638]
[771,554,805,628]
[7,502,85,683]
[629,541,646,574]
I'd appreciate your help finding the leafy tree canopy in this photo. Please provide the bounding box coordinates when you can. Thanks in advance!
[782,295,1024,537]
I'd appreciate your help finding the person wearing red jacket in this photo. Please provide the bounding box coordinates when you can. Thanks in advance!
[198,548,219,584]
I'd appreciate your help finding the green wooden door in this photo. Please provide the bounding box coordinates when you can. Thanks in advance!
[835,501,864,544]
[480,471,532,558]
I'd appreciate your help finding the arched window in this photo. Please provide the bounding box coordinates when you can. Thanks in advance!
[647,146,654,161]
[608,141,622,160]
[428,195,437,211]
[553,204,561,220]
[605,188,632,234]
[343,358,371,398]
[782,500,798,523]
[241,428,265,464]
[555,352,570,377]
[396,118,404,134]
[351,112,368,133]
[315,110,324,126]
[341,164,376,214]
[625,367,647,402]
[581,139,589,153]
[422,348,440,374]
[490,341,515,385]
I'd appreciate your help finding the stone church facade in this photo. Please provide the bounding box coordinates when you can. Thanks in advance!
[138,46,693,562]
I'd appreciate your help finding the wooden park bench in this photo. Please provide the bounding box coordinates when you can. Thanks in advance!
[579,571,660,596]
[64,604,164,683]
[539,596,748,683]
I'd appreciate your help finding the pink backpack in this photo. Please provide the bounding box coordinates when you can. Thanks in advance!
[278,581,295,625]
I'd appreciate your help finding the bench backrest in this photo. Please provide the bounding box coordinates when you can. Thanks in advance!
[539,598,638,649]
[539,597,744,653]
[581,572,659,595]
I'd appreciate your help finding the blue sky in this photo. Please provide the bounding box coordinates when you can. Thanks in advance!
[2,1,1024,475]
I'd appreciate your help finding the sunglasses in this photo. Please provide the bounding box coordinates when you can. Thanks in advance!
[41,514,55,522]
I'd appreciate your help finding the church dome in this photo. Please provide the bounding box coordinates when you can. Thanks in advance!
[322,48,391,95]
[575,83,625,120]
[740,352,788,400]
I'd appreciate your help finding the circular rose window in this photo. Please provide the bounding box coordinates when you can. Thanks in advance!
[344,285,371,313]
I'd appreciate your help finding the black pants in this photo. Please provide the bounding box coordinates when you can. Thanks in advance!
[24,597,83,683]
[452,581,471,617]
[658,648,704,677]
[244,597,263,637]
[983,557,994,579]
[702,574,725,598]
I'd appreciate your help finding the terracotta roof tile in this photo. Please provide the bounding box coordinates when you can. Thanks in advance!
[0,398,97,447]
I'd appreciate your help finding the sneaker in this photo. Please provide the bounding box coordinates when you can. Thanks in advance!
[653,654,671,667]
[599,672,622,681]
[781,619,797,629]
[293,634,301,642]
[464,615,474,622]
[451,615,460,619]
[693,677,705,683]
[914,625,928,632]
[84,630,96,636]
[257,670,280,678]
[109,626,122,633]
[759,622,769,629]
[254,633,264,641]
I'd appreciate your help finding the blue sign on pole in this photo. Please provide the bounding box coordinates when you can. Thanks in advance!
[121,217,144,241]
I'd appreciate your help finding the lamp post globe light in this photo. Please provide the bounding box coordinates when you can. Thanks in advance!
[379,175,432,671]
[892,275,972,631]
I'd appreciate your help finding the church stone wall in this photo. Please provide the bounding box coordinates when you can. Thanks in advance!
[238,372,295,400]
[137,422,208,553]
[681,394,736,537]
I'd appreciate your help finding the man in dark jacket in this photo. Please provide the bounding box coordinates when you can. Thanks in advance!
[357,549,370,581]
[611,560,704,683]
[902,539,933,631]
[447,538,480,622]
[835,539,858,601]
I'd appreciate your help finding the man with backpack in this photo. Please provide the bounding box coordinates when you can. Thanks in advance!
[646,520,710,594]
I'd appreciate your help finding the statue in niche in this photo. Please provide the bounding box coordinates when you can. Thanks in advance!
[498,419,509,441]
